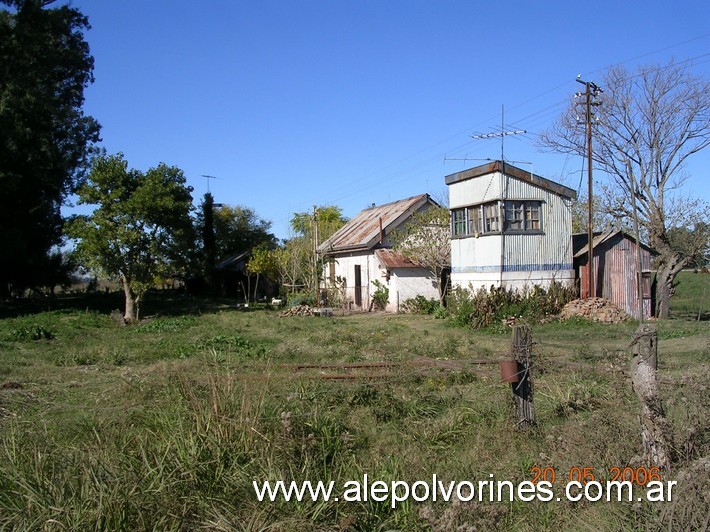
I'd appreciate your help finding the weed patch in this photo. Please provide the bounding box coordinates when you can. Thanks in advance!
[447,282,577,330]
[8,325,55,341]
[136,315,197,333]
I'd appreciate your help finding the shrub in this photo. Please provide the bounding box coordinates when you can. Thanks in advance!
[287,292,315,307]
[9,325,55,341]
[432,305,449,319]
[446,282,577,330]
[371,280,389,310]
[401,295,439,315]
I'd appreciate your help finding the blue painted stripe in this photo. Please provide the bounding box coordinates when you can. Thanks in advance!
[453,263,573,274]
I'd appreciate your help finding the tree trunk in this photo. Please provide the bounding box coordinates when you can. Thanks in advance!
[650,225,687,319]
[630,324,672,469]
[122,277,138,323]
[655,268,672,319]
[654,256,686,319]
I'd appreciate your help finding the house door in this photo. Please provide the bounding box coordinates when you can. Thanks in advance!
[354,265,362,307]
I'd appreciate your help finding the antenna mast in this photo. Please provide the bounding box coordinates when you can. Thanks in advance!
[201,174,218,193]
[471,105,526,162]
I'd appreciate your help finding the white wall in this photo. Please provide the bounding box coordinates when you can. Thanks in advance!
[387,268,439,312]
[325,251,379,309]
[449,173,501,208]
[449,171,575,291]
[324,251,439,312]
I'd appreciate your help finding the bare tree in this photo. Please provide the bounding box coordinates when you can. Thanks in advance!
[540,62,710,317]
[570,192,624,234]
[390,205,450,305]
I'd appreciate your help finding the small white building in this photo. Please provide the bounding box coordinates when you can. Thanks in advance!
[318,194,441,311]
[446,161,577,291]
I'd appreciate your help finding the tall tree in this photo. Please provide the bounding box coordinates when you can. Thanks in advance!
[390,205,450,304]
[194,204,277,263]
[540,62,710,317]
[290,205,347,242]
[201,193,217,292]
[0,0,100,297]
[288,206,347,298]
[246,243,282,301]
[67,154,194,322]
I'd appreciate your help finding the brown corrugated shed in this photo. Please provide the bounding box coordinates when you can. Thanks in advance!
[573,230,655,319]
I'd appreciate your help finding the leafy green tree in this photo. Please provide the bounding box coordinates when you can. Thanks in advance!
[290,205,346,241]
[390,205,450,304]
[0,0,100,297]
[246,244,282,300]
[67,154,194,322]
[201,192,217,292]
[194,204,277,263]
[287,206,347,298]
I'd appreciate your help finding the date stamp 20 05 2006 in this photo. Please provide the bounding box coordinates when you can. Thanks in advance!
[531,466,664,486]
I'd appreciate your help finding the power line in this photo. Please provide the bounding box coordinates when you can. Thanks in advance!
[276,43,710,218]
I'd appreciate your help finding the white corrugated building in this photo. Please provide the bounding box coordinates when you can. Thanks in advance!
[318,194,441,312]
[446,161,577,291]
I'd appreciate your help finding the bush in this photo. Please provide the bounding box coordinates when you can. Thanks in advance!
[446,282,577,330]
[432,305,449,319]
[371,280,389,310]
[9,325,55,341]
[401,295,439,315]
[287,292,315,307]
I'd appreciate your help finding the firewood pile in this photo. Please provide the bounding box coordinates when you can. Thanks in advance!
[559,297,628,324]
[279,305,316,317]
[279,305,334,317]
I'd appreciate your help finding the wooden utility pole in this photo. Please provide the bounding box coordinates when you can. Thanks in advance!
[576,78,602,298]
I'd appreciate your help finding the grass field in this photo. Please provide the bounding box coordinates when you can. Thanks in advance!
[0,273,708,530]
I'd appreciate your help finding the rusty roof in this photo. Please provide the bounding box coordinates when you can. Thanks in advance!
[318,193,437,253]
[445,160,577,200]
[375,249,421,269]
[573,230,654,258]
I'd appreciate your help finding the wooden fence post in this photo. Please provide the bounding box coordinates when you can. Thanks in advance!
[511,324,534,430]
[629,323,672,470]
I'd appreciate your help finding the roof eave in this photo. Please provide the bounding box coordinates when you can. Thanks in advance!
[445,160,577,200]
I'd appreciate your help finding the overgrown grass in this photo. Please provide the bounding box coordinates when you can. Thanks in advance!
[670,270,710,320]
[0,279,707,530]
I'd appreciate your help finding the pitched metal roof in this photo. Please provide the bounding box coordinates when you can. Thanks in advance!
[318,193,437,253]
[444,160,577,200]
[375,249,421,269]
[573,230,654,258]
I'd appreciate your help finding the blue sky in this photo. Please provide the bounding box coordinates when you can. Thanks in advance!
[68,0,710,240]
